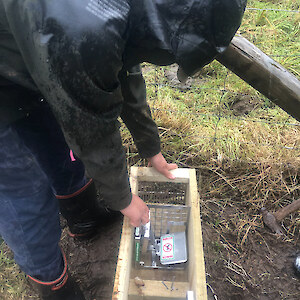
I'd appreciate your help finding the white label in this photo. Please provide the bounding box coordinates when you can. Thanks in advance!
[161,235,174,261]
[143,222,150,238]
[143,211,151,238]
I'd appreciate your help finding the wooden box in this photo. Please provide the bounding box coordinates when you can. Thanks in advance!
[112,167,207,300]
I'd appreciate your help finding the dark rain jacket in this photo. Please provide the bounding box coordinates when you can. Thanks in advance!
[0,0,246,210]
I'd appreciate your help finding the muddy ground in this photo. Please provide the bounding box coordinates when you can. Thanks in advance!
[57,197,299,300]
[19,179,299,300]
[202,211,300,300]
[61,215,123,300]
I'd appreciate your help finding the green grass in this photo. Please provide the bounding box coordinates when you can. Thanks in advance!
[128,0,300,166]
[0,243,31,299]
[242,1,300,76]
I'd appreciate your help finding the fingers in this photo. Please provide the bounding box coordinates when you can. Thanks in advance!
[147,152,178,180]
[121,194,149,227]
[161,168,175,180]
[130,219,141,227]
[129,210,149,227]
[167,163,178,171]
[142,209,150,224]
[160,163,178,180]
[139,206,149,226]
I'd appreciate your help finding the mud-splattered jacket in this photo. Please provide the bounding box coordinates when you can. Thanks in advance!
[0,0,246,210]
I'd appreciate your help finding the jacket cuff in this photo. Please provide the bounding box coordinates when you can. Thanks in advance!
[138,145,161,159]
[136,137,161,159]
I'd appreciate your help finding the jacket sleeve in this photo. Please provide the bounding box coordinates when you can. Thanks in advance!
[119,65,161,159]
[2,0,132,210]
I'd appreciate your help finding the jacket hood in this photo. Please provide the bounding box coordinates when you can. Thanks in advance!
[126,0,247,76]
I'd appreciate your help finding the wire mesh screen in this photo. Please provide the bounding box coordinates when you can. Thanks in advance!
[138,181,187,205]
[149,204,190,238]
[134,204,190,270]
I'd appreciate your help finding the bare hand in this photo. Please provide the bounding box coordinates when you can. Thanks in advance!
[120,194,149,227]
[148,152,178,179]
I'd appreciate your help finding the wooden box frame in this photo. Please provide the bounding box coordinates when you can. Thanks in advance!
[112,167,207,300]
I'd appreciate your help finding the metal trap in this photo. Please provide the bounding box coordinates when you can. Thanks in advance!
[134,204,190,270]
[138,181,187,205]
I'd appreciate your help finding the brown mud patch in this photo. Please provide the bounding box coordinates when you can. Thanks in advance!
[203,216,300,300]
[62,216,123,300]
[20,215,123,300]
[227,94,263,116]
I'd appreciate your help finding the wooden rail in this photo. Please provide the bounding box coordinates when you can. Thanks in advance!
[217,35,300,122]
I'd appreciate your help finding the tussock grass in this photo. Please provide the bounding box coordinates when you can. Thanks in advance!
[122,0,300,255]
[123,63,300,168]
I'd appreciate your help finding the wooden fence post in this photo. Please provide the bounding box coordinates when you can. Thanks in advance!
[217,35,300,122]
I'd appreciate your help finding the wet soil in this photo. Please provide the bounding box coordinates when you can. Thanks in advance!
[59,194,299,300]
[227,94,263,116]
[203,220,300,300]
[21,191,299,300]
[61,215,123,300]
